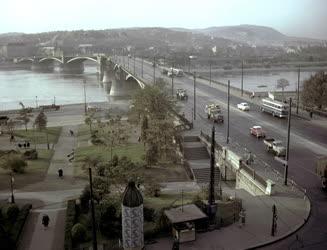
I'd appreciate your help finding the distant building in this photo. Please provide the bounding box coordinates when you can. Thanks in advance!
[0,42,32,58]
[78,44,93,54]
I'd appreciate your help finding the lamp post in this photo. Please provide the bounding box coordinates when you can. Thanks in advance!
[284,98,292,186]
[193,72,196,120]
[88,168,98,250]
[296,65,301,115]
[35,96,38,108]
[10,172,15,204]
[241,60,244,96]
[83,80,87,115]
[133,55,136,75]
[171,63,174,97]
[227,80,230,144]
[141,57,144,78]
[153,56,156,84]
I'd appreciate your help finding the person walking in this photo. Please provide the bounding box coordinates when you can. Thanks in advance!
[42,214,50,229]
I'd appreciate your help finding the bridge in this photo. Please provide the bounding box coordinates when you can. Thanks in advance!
[14,54,146,97]
[15,55,108,80]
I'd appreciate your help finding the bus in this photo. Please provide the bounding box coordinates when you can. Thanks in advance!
[261,98,288,118]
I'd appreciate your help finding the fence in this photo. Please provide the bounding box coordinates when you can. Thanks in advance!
[239,161,267,189]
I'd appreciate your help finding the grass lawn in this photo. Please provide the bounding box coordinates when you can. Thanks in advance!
[0,149,54,190]
[14,126,62,145]
[74,143,146,178]
[144,192,197,210]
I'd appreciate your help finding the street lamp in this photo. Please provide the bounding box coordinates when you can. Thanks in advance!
[35,96,38,108]
[83,80,87,115]
[10,172,15,203]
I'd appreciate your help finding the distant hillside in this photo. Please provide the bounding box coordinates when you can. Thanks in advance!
[195,25,287,46]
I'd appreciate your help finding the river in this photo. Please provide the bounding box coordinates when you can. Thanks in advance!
[0,66,108,111]
[199,68,324,92]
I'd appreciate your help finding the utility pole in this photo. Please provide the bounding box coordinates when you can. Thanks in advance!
[227,80,230,144]
[284,98,292,186]
[271,204,277,236]
[10,172,15,204]
[89,168,98,250]
[193,72,196,120]
[133,55,136,75]
[83,80,87,115]
[141,57,144,78]
[171,64,174,97]
[128,56,129,69]
[209,59,212,86]
[241,60,244,96]
[296,65,300,115]
[153,56,156,84]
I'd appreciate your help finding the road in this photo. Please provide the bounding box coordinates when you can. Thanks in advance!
[118,56,327,249]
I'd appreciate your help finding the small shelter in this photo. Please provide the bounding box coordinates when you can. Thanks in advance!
[164,204,208,243]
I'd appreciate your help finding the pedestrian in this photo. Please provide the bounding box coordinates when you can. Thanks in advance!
[69,130,74,136]
[239,209,246,227]
[42,214,50,229]
[58,168,63,178]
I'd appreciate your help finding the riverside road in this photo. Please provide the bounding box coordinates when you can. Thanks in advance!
[121,56,327,249]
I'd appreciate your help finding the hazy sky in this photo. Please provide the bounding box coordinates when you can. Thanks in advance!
[1,0,326,39]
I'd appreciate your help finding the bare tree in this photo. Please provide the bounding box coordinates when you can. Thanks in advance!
[302,71,327,110]
[276,78,290,101]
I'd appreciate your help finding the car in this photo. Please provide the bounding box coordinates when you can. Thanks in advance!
[250,126,265,138]
[237,102,250,111]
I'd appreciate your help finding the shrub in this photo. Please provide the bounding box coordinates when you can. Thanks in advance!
[2,204,19,222]
[10,203,32,245]
[144,207,155,222]
[71,223,86,244]
[1,155,27,173]
[80,187,90,213]
[64,200,76,250]
[23,149,38,160]
[144,181,162,197]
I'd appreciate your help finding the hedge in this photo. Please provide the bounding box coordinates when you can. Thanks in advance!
[64,200,76,250]
[11,203,32,248]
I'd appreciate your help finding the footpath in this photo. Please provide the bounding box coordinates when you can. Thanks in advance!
[0,126,84,250]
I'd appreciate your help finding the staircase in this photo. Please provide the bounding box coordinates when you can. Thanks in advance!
[183,135,220,184]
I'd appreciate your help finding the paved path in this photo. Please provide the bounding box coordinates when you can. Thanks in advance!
[13,125,82,250]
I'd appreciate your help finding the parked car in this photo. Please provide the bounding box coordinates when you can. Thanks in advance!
[237,102,250,111]
[250,126,265,138]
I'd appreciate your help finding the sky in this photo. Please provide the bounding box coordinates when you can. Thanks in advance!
[1,0,326,39]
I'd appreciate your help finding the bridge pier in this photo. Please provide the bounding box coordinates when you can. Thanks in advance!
[60,62,84,74]
[31,61,54,72]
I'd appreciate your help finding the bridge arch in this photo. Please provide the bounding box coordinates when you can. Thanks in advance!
[113,64,121,71]
[126,74,145,89]
[39,57,63,64]
[66,57,98,64]
[17,58,34,63]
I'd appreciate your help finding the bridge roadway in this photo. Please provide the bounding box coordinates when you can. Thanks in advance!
[117,56,327,249]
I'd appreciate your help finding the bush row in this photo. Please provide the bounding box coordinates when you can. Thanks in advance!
[11,203,32,247]
[64,200,76,250]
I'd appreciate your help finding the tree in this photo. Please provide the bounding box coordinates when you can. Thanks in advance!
[84,111,96,134]
[0,154,27,173]
[276,78,290,101]
[301,71,327,110]
[34,110,47,130]
[34,110,49,149]
[17,102,32,131]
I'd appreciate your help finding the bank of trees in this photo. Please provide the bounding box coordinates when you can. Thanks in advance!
[130,83,177,165]
[301,71,327,110]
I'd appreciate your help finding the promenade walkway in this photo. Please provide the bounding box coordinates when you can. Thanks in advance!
[12,125,83,250]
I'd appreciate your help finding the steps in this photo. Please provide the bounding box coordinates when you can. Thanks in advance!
[192,168,220,184]
[182,135,220,184]
[184,146,209,160]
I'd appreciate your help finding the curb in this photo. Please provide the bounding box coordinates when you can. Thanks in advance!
[245,194,312,249]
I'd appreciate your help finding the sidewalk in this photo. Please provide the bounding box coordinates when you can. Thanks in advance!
[147,180,310,250]
[15,125,82,250]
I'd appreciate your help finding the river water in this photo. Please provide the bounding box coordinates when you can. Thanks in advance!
[199,69,323,92]
[0,66,324,111]
[0,66,108,111]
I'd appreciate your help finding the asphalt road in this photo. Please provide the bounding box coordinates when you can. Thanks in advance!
[120,56,327,249]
